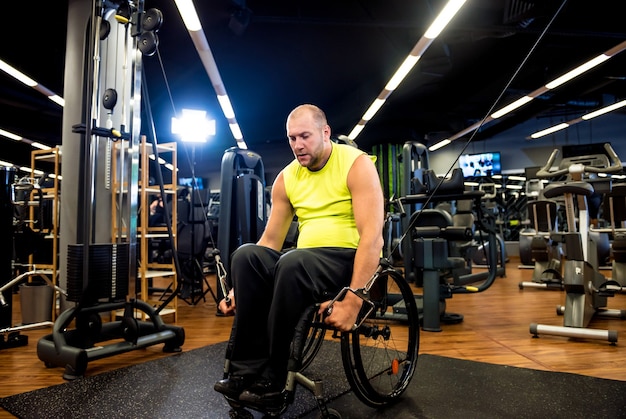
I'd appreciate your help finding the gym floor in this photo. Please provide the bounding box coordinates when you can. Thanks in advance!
[0,255,624,418]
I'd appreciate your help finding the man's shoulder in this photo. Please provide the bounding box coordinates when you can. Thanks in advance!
[334,143,366,160]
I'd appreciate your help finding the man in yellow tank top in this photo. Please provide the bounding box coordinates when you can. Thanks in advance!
[214,104,384,410]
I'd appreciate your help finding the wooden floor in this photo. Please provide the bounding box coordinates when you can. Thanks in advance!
[1,256,625,417]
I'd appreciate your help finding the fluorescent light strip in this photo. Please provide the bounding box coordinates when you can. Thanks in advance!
[229,123,243,140]
[174,0,202,31]
[0,127,52,150]
[529,123,570,139]
[4,4,246,157]
[0,59,36,86]
[424,0,467,39]
[428,139,451,151]
[0,125,62,171]
[491,96,533,119]
[48,95,65,107]
[31,142,51,150]
[362,99,386,121]
[385,55,420,91]
[174,0,248,149]
[545,54,610,89]
[529,99,626,139]
[582,99,626,120]
[348,124,365,140]
[429,39,626,151]
[0,58,65,108]
[0,58,61,166]
[217,95,235,119]
[0,128,21,141]
[1,48,174,169]
[347,0,467,141]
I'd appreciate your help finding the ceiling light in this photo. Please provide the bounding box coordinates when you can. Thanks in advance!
[529,123,570,139]
[346,0,467,141]
[0,128,22,141]
[385,55,420,91]
[174,0,202,31]
[1,58,65,110]
[428,139,451,151]
[217,95,235,119]
[348,124,365,140]
[491,96,533,119]
[175,2,247,148]
[545,55,609,89]
[228,123,243,142]
[30,142,52,150]
[434,39,626,150]
[48,95,65,107]
[424,0,467,39]
[582,99,626,120]
[0,59,36,86]
[528,99,626,139]
[363,99,386,121]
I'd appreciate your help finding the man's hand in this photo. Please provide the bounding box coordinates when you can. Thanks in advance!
[318,293,362,332]
[218,288,236,316]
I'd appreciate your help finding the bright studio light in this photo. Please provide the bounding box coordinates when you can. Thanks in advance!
[171,109,216,143]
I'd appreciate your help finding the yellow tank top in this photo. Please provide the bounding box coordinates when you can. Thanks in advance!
[283,143,366,249]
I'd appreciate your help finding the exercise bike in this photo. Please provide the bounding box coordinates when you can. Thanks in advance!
[529,143,626,344]
[518,197,564,290]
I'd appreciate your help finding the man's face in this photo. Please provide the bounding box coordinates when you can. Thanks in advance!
[286,113,330,171]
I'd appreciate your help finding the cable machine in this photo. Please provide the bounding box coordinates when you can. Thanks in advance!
[36,0,184,380]
[399,141,430,284]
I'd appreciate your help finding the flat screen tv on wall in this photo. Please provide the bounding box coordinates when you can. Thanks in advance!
[458,152,501,177]
[178,177,205,190]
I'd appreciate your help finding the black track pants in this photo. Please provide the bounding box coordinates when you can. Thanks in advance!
[226,244,356,385]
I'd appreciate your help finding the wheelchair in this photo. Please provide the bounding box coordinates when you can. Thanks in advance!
[220,258,420,418]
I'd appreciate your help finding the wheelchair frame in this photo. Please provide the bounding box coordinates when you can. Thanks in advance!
[222,258,420,418]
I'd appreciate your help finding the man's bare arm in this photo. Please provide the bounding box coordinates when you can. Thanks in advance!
[257,172,295,251]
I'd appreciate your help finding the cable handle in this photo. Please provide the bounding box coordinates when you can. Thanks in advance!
[212,249,231,307]
[324,260,387,329]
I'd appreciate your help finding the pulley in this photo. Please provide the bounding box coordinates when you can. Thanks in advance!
[102,88,118,110]
[138,31,158,56]
[142,8,163,32]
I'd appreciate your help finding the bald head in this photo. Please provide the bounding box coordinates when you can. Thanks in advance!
[286,104,328,130]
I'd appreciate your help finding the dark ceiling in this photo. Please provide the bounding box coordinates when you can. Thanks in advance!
[1,0,626,172]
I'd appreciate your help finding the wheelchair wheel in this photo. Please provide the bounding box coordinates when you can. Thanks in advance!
[340,267,419,407]
[300,313,327,371]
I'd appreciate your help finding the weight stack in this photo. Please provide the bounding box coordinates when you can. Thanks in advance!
[66,243,130,303]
